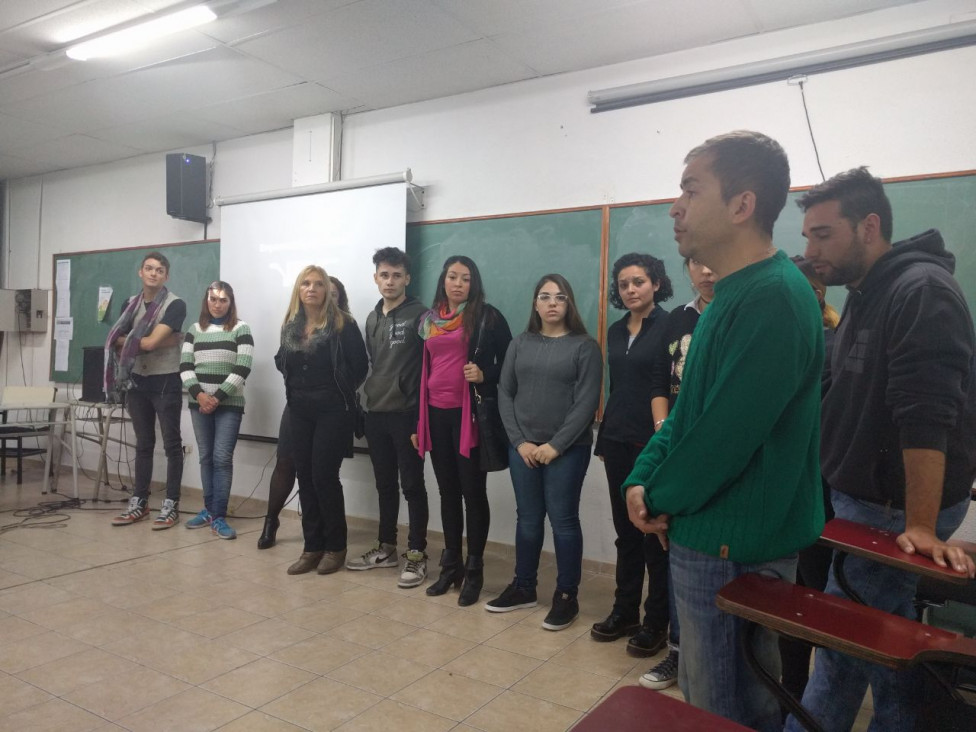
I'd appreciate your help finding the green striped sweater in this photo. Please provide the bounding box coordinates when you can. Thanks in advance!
[179,321,254,412]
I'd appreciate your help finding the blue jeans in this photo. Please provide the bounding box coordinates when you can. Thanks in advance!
[786,490,971,732]
[671,542,796,732]
[125,387,183,502]
[509,443,590,595]
[189,408,242,519]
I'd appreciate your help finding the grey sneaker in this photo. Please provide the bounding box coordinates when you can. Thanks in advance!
[639,648,679,690]
[398,550,428,588]
[345,541,398,570]
[151,498,179,530]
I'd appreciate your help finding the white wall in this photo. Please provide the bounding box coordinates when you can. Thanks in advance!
[3,1,975,562]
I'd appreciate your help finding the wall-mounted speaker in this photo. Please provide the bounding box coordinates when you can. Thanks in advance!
[165,153,209,223]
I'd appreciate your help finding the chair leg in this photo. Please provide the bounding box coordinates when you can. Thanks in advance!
[16,437,22,484]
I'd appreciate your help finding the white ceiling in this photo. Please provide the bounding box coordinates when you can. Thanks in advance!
[0,0,925,180]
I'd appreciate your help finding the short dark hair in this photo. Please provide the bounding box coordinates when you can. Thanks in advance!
[685,130,790,237]
[796,166,893,242]
[141,251,170,273]
[526,274,589,336]
[373,247,411,274]
[609,253,673,310]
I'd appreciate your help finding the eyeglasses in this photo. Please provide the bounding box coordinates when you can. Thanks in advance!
[536,293,568,303]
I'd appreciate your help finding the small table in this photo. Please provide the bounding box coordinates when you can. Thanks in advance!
[0,401,78,498]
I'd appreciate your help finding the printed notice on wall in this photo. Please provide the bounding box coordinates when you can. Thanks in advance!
[97,286,112,322]
[56,259,71,317]
[54,339,69,371]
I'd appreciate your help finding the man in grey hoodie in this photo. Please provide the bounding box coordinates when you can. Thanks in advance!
[346,247,430,587]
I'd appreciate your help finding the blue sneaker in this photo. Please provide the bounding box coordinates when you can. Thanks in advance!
[185,509,212,529]
[211,517,237,540]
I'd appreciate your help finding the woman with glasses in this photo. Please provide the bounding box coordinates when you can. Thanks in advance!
[484,274,602,630]
[592,252,674,656]
[180,281,254,539]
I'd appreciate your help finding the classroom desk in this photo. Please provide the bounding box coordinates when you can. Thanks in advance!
[70,401,129,502]
[0,401,78,498]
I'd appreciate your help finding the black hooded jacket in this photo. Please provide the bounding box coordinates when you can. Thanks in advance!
[821,229,976,509]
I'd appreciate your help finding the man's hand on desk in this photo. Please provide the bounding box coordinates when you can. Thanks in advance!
[896,526,976,577]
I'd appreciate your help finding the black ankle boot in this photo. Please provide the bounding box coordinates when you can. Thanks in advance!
[458,555,484,607]
[257,515,280,550]
[426,549,464,596]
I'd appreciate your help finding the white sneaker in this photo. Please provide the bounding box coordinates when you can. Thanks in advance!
[639,649,679,690]
[398,550,428,588]
[345,541,398,570]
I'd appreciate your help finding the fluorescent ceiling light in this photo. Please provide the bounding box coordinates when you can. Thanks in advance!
[589,20,976,113]
[66,5,217,61]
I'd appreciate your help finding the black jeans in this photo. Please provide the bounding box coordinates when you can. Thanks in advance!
[125,387,183,502]
[602,438,669,630]
[365,410,428,551]
[428,406,489,557]
[289,393,354,553]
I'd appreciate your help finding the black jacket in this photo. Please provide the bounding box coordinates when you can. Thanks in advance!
[595,306,668,452]
[467,304,513,399]
[822,229,976,509]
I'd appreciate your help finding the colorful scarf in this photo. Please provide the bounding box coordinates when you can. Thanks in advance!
[104,287,169,401]
[418,302,466,340]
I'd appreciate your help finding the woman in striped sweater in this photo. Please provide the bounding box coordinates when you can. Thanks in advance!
[180,281,254,539]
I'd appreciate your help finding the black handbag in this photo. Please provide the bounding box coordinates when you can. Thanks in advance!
[472,313,509,472]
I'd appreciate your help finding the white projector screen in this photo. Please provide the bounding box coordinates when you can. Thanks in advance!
[219,183,407,439]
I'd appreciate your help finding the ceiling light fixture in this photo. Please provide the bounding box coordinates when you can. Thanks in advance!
[588,19,976,112]
[65,5,218,61]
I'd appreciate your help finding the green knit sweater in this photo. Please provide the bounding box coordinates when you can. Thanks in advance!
[180,321,254,412]
[624,251,825,562]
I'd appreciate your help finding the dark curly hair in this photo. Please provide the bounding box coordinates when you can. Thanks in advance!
[609,253,673,310]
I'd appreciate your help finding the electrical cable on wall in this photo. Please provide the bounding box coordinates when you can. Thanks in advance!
[792,76,826,182]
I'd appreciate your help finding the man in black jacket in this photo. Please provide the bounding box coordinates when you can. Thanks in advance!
[787,167,976,732]
[346,247,430,588]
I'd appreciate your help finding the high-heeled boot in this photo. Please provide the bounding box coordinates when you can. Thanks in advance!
[458,555,484,607]
[426,549,464,596]
[257,515,280,550]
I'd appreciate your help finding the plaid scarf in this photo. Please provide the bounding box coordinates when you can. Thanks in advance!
[104,288,169,401]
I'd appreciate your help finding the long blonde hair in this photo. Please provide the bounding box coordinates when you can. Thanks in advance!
[282,264,346,333]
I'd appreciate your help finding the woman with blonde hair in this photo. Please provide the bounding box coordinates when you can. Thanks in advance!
[275,265,368,575]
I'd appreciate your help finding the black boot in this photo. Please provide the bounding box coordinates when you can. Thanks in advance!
[458,555,484,607]
[257,515,280,550]
[426,549,464,596]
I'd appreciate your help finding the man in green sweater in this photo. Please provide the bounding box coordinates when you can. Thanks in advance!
[623,131,824,732]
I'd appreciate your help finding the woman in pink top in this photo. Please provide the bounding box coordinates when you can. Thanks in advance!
[413,256,512,606]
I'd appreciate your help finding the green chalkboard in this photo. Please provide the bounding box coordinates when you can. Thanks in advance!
[611,174,976,317]
[406,209,604,339]
[51,240,220,384]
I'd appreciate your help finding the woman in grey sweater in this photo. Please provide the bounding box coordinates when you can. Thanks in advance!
[484,274,602,631]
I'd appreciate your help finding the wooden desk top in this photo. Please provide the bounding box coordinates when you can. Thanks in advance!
[717,573,976,670]
[820,517,971,585]
[572,686,752,732]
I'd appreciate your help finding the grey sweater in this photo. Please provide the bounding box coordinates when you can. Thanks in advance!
[498,332,603,454]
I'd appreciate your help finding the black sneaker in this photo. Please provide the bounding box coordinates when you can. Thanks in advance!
[484,583,538,613]
[627,626,668,658]
[639,648,679,689]
[542,591,579,631]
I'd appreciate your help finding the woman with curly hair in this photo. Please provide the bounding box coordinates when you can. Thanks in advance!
[591,252,675,658]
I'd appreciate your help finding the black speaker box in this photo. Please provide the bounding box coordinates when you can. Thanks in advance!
[82,346,108,403]
[166,153,209,223]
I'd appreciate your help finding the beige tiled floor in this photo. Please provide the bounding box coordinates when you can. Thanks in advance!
[0,464,873,731]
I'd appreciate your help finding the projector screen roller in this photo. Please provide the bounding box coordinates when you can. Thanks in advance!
[219,183,407,439]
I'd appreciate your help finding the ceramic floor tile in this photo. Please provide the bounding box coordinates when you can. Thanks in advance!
[0,630,92,674]
[325,613,417,649]
[369,596,459,627]
[0,613,48,645]
[269,634,371,675]
[18,597,119,631]
[442,644,543,688]
[484,617,583,660]
[102,621,205,665]
[214,710,309,731]
[551,634,644,679]
[220,617,317,656]
[326,650,434,696]
[390,668,503,722]
[16,647,140,696]
[512,662,616,712]
[381,627,477,668]
[0,567,31,589]
[278,600,364,633]
[260,676,382,731]
[334,698,456,732]
[201,657,316,707]
[63,665,191,720]
[0,582,76,615]
[224,588,318,618]
[117,686,251,732]
[0,671,55,716]
[0,697,106,732]
[129,590,222,622]
[329,585,404,613]
[425,605,521,643]
[141,638,260,685]
[464,689,582,732]
[174,605,268,638]
[57,606,163,647]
